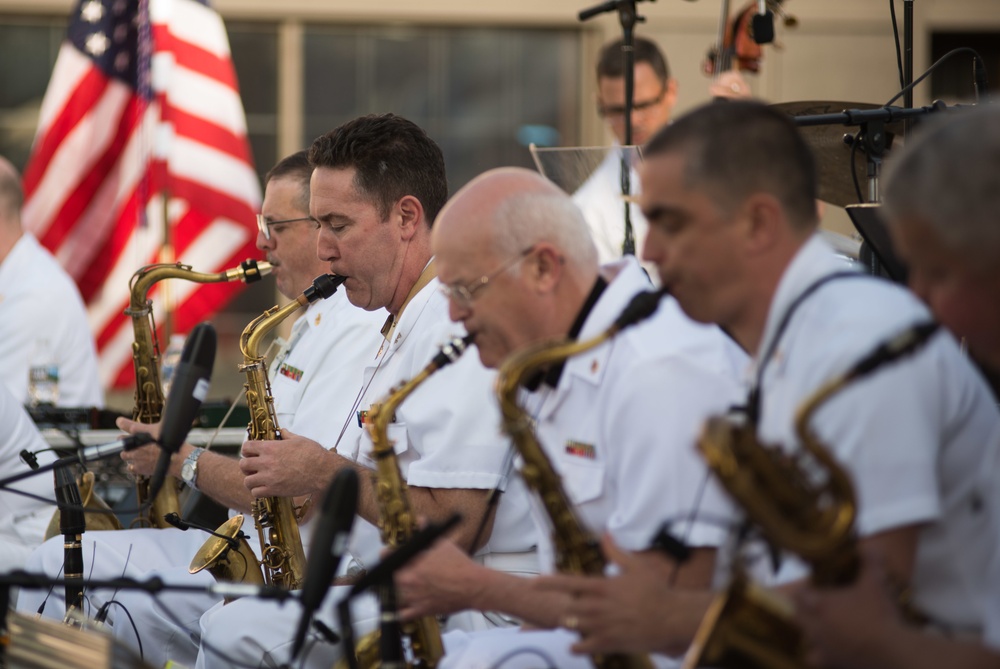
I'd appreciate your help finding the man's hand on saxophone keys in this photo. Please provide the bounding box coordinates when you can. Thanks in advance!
[117,415,165,477]
[240,427,339,499]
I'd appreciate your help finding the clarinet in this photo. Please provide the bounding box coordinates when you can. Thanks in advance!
[54,463,86,619]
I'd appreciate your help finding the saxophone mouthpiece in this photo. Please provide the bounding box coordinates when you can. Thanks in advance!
[241,259,272,282]
[306,274,347,302]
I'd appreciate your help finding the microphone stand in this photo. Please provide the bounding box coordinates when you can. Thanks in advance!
[578,0,655,257]
[0,433,155,490]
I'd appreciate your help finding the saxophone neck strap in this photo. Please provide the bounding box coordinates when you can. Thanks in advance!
[746,271,874,425]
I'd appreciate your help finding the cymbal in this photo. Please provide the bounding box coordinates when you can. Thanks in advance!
[770,101,905,208]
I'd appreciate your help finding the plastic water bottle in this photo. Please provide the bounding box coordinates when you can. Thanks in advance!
[160,334,186,397]
[27,339,59,407]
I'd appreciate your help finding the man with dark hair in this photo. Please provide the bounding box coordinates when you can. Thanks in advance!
[792,106,1000,669]
[19,149,385,668]
[538,101,1000,661]
[573,36,678,271]
[197,114,537,668]
[0,155,103,407]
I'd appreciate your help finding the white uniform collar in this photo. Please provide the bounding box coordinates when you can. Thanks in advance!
[560,256,653,388]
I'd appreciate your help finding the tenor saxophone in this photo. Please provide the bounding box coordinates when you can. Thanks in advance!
[495,290,664,669]
[127,259,271,529]
[684,321,940,669]
[347,335,473,669]
[189,273,344,590]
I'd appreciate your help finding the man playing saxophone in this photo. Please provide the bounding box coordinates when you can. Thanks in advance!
[793,106,1000,669]
[537,101,1000,663]
[390,166,748,669]
[17,150,386,668]
[194,115,540,669]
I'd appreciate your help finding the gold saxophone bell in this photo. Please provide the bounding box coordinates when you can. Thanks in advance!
[44,471,124,541]
[189,515,266,596]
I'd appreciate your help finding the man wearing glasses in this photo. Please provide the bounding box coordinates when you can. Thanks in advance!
[19,150,385,669]
[196,114,539,669]
[572,36,677,272]
[392,166,746,669]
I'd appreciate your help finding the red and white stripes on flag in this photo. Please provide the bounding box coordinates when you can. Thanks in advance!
[22,0,260,389]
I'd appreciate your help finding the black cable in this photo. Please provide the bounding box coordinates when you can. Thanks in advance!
[99,600,145,660]
[667,469,712,587]
[884,47,986,106]
[888,0,905,92]
[488,646,559,669]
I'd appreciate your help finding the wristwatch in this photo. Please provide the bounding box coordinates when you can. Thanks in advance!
[180,447,205,490]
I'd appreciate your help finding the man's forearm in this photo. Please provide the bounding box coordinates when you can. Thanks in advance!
[470,569,572,629]
[171,446,252,513]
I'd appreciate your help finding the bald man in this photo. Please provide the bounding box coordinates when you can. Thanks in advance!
[394,167,746,668]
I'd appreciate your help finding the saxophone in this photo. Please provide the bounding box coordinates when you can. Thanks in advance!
[127,258,271,529]
[684,321,940,669]
[44,259,271,539]
[346,334,474,669]
[495,289,664,669]
[189,273,344,590]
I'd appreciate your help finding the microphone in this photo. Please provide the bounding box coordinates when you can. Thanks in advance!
[147,322,216,503]
[162,512,241,551]
[158,322,216,455]
[337,514,461,669]
[289,468,359,662]
[752,1,775,45]
[346,513,461,600]
[54,463,85,614]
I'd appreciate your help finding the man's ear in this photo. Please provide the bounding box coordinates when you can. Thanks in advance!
[742,192,785,255]
[528,243,565,294]
[396,195,425,240]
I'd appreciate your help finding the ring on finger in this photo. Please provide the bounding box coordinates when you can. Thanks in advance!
[564,614,579,631]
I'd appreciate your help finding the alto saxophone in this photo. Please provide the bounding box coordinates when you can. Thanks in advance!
[684,321,940,669]
[495,290,664,669]
[127,259,271,529]
[347,335,473,669]
[189,273,344,590]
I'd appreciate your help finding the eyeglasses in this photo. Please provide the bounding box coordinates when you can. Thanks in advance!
[441,246,535,308]
[597,89,666,119]
[256,214,316,241]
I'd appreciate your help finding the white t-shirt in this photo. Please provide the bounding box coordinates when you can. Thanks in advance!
[0,234,103,407]
[522,257,747,572]
[751,234,1000,635]
[339,274,537,571]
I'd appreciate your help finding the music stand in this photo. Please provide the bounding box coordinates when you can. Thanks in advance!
[845,204,909,284]
[529,144,642,197]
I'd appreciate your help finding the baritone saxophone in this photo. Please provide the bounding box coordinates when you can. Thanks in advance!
[189,273,344,590]
[684,321,940,669]
[345,334,474,669]
[127,259,270,529]
[495,289,665,669]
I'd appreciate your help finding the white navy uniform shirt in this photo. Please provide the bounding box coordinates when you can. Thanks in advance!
[0,234,103,407]
[338,266,537,572]
[572,148,659,281]
[520,257,746,571]
[752,234,1000,636]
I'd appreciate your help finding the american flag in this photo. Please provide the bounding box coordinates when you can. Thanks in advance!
[21,0,260,389]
